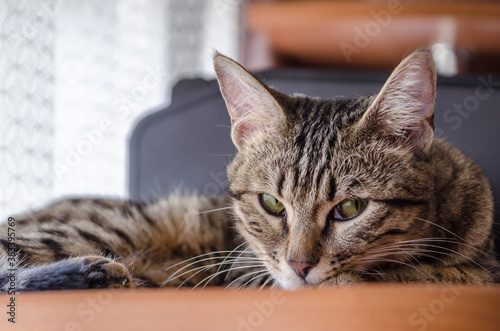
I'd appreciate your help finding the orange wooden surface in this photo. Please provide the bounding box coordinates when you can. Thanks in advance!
[246,1,500,72]
[1,285,499,331]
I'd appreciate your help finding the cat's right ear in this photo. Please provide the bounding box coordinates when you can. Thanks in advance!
[352,48,436,155]
[213,53,286,150]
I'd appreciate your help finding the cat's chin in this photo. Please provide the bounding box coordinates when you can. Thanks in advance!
[276,272,362,289]
[275,277,322,290]
[276,279,308,290]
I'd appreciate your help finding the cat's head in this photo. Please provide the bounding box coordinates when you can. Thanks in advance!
[214,49,437,289]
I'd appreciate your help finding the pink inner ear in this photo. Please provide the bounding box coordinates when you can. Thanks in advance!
[215,59,282,148]
[417,78,435,119]
[401,61,436,151]
[386,55,436,121]
[219,73,246,119]
[368,51,436,153]
[405,61,435,119]
[224,86,265,141]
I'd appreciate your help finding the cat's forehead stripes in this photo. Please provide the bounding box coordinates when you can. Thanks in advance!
[280,95,373,202]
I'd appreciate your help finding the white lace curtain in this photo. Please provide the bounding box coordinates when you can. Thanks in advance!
[0,0,240,220]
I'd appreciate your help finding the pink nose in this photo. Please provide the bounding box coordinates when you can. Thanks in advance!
[287,260,315,279]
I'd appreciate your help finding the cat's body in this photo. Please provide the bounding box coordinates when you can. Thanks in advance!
[0,196,243,290]
[1,49,499,291]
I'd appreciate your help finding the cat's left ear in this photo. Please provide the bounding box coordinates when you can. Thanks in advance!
[213,53,286,150]
[354,49,436,154]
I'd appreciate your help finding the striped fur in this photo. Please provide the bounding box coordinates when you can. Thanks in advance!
[0,49,498,291]
[218,49,499,289]
[0,196,253,291]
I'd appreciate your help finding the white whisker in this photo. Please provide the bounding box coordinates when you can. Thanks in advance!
[225,245,255,281]
[259,275,274,290]
[413,217,467,243]
[191,264,264,290]
[164,257,262,286]
[224,267,267,290]
[217,241,250,273]
[194,206,233,215]
[238,270,269,290]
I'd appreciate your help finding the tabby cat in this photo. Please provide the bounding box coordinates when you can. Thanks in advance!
[1,49,498,292]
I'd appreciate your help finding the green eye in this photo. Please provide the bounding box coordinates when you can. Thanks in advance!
[260,193,285,216]
[334,198,367,220]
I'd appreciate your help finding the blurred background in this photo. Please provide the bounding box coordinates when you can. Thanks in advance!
[1,0,500,221]
[0,0,239,219]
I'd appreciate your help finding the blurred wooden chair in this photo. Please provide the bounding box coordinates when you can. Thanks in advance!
[243,0,500,75]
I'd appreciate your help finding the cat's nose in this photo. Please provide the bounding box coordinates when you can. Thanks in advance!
[287,260,316,279]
